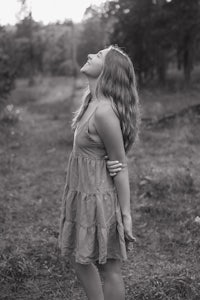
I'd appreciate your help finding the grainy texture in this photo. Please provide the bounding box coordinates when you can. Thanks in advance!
[0,76,200,299]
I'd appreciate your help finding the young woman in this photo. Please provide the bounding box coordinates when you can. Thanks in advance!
[58,45,140,300]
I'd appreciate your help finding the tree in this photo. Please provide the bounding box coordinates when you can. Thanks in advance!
[103,0,174,85]
[17,0,38,85]
[103,0,200,85]
[15,16,42,77]
[169,0,200,83]
[77,5,108,67]
[42,22,74,76]
[0,27,16,112]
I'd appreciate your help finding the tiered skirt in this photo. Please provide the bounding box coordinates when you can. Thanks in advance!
[58,153,127,264]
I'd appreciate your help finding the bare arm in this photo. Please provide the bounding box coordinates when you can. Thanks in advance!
[105,156,126,176]
[95,102,135,241]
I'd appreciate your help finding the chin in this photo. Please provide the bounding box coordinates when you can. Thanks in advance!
[80,64,101,78]
[80,64,88,74]
[80,67,92,77]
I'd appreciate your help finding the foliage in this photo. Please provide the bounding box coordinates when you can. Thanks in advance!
[169,0,200,82]
[76,5,109,66]
[42,23,74,76]
[0,27,16,111]
[0,104,21,124]
[1,0,200,89]
[102,0,200,85]
[15,16,44,79]
[14,19,75,78]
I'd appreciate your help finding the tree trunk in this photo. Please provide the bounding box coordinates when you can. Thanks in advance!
[156,47,167,86]
[28,12,35,86]
[183,34,193,84]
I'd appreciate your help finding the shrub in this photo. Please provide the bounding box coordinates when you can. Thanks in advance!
[0,27,16,114]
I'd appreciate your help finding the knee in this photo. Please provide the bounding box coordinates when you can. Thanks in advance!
[100,262,122,281]
[102,269,121,282]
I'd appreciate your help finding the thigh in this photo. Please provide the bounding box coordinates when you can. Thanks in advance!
[96,259,122,276]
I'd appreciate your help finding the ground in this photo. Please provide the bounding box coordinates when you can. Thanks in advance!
[0,76,200,299]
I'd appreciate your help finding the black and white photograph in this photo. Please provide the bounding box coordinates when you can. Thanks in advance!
[0,0,200,299]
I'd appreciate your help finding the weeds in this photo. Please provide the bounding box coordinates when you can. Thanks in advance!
[1,77,200,299]
[0,104,20,124]
[0,251,35,283]
[137,165,195,201]
[126,272,200,300]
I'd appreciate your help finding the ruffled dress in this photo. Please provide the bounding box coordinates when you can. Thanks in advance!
[58,102,127,264]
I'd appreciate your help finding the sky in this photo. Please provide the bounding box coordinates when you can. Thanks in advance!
[0,0,106,25]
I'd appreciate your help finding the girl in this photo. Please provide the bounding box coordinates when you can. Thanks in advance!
[58,45,140,300]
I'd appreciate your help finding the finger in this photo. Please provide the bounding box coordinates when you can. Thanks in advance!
[107,161,120,166]
[108,167,122,176]
[125,233,137,242]
[107,167,122,174]
[126,241,134,252]
[109,172,117,177]
[111,167,122,172]
[107,165,122,170]
[108,163,126,170]
[128,236,136,242]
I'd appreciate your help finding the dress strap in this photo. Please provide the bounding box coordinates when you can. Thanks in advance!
[76,102,99,135]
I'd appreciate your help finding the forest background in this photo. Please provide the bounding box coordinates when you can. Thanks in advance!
[1,0,200,299]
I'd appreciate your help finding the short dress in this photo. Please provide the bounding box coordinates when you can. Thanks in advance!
[58,102,127,264]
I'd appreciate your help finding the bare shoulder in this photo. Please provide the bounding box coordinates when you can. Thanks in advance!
[94,99,125,161]
[95,99,119,125]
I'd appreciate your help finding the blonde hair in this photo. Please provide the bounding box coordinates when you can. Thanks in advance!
[71,86,92,128]
[72,45,140,153]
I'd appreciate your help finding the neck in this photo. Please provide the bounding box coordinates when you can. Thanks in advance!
[87,77,98,101]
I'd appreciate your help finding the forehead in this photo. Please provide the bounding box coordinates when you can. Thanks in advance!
[99,48,110,57]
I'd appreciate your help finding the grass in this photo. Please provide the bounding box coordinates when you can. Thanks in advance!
[0,75,200,299]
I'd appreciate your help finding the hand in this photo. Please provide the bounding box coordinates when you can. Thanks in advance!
[122,214,136,243]
[105,155,126,177]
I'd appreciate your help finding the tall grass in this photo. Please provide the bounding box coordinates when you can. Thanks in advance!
[0,76,200,299]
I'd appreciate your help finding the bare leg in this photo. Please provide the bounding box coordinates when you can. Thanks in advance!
[98,259,125,300]
[71,257,104,300]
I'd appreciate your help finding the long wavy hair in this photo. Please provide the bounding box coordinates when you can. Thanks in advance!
[72,45,140,153]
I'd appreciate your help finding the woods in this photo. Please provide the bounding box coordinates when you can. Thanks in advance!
[1,1,200,299]
[1,0,200,106]
[103,0,200,85]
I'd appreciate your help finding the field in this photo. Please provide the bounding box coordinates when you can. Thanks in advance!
[0,75,200,299]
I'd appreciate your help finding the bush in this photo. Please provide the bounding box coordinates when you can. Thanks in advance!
[0,104,20,124]
[0,27,16,113]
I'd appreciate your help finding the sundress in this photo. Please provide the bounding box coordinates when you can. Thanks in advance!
[58,101,127,264]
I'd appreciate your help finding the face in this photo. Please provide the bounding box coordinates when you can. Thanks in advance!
[80,48,110,78]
